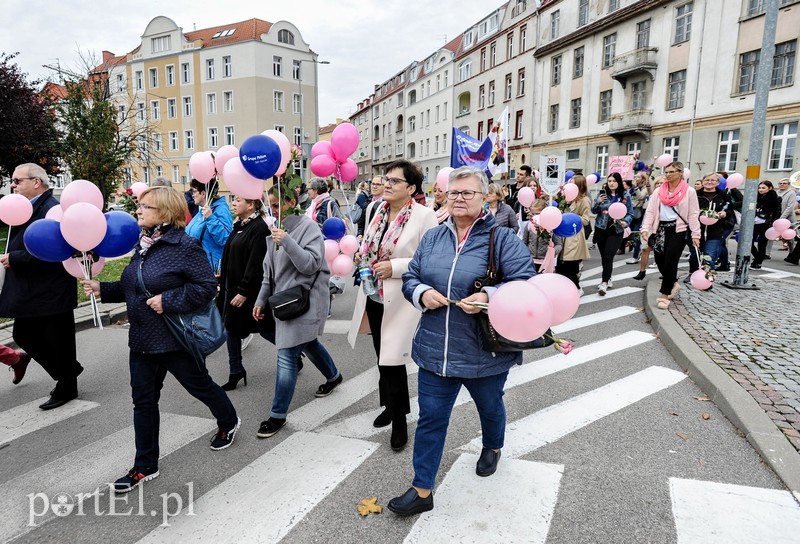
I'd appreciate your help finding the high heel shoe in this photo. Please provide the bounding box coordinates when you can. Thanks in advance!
[390,415,408,451]
[633,270,646,281]
[222,371,247,391]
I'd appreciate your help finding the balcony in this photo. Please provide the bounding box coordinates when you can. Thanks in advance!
[608,109,653,143]
[611,48,658,88]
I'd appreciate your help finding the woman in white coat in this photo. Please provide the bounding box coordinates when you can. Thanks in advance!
[349,160,438,451]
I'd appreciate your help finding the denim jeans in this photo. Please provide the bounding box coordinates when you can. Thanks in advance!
[270,339,340,419]
[719,228,734,268]
[700,239,723,271]
[129,350,237,469]
[629,214,644,258]
[226,335,244,375]
[412,368,508,490]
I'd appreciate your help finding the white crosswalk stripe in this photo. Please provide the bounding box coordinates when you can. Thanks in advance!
[0,398,99,446]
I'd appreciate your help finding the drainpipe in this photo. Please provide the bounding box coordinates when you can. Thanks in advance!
[686,0,709,165]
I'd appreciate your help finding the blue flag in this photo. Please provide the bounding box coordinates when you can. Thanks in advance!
[450,128,493,171]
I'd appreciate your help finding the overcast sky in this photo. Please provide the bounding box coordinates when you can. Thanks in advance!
[3,0,504,126]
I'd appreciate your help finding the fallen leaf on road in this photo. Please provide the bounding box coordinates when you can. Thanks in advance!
[676,432,689,441]
[752,338,762,345]
[693,395,710,401]
[669,411,679,416]
[702,412,710,420]
[357,497,383,516]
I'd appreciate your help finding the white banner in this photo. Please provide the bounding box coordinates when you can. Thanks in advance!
[538,155,565,196]
[488,106,510,176]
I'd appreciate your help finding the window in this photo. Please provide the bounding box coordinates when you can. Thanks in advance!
[772,40,796,87]
[570,98,581,128]
[769,122,797,170]
[135,70,143,90]
[521,26,527,52]
[142,166,150,185]
[273,56,282,77]
[632,81,647,110]
[603,34,617,68]
[151,35,171,53]
[223,56,232,78]
[458,60,472,82]
[443,101,448,120]
[636,20,651,49]
[435,136,440,153]
[185,130,194,150]
[117,105,125,122]
[152,133,162,152]
[209,128,218,148]
[212,29,236,39]
[515,110,524,139]
[717,129,740,171]
[507,33,514,58]
[578,0,589,26]
[552,55,562,85]
[599,90,613,122]
[596,145,609,176]
[150,100,160,120]
[206,59,215,80]
[169,131,178,151]
[136,102,146,121]
[223,91,234,112]
[444,70,449,87]
[293,60,301,80]
[490,43,497,67]
[167,98,176,118]
[478,121,484,140]
[488,81,495,106]
[443,133,448,151]
[627,142,642,156]
[409,116,416,132]
[172,165,179,183]
[181,63,190,84]
[505,74,513,100]
[156,166,163,178]
[518,68,526,96]
[664,137,680,160]
[278,29,295,45]
[549,104,559,132]
[480,48,487,71]
[436,105,440,122]
[747,0,763,16]
[567,149,580,161]
[574,47,584,78]
[182,96,192,117]
[668,70,687,109]
[609,0,619,11]
[551,10,560,39]
[166,65,175,85]
[274,91,284,111]
[426,109,431,127]
[738,50,760,94]
[397,93,404,107]
[207,93,217,114]
[149,68,158,88]
[293,93,302,114]
[674,2,693,44]
[116,74,124,93]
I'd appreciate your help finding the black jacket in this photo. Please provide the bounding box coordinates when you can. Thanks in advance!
[0,190,77,318]
[755,190,781,226]
[697,189,731,240]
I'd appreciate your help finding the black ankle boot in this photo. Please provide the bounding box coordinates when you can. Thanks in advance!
[390,416,407,451]
[222,370,247,391]
[633,270,646,281]
[373,409,391,428]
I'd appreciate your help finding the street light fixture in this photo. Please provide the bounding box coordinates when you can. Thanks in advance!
[297,59,330,181]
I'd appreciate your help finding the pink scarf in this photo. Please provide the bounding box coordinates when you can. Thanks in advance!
[360,199,415,298]
[429,200,450,224]
[305,194,328,222]
[659,180,689,207]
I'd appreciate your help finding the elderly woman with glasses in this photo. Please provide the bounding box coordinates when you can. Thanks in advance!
[387,166,535,516]
[305,178,342,228]
[640,161,701,309]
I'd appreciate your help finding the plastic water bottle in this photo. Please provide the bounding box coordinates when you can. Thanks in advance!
[358,264,378,297]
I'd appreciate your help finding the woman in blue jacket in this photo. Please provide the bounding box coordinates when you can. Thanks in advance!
[591,173,633,296]
[387,166,535,517]
[185,179,233,273]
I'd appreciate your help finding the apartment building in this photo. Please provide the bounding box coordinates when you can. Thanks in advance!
[351,99,374,182]
[106,15,321,188]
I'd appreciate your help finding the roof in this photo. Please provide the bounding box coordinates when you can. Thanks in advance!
[184,18,273,48]
[90,51,126,75]
[442,35,462,54]
[41,81,68,100]
[319,122,337,135]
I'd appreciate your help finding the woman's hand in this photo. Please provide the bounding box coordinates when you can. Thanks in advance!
[421,289,448,310]
[230,294,247,308]
[598,194,607,203]
[201,205,212,219]
[272,227,286,244]
[253,305,265,321]
[457,292,489,314]
[718,211,727,218]
[80,279,101,298]
[640,230,650,242]
[372,260,393,280]
[146,294,164,314]
[692,238,701,248]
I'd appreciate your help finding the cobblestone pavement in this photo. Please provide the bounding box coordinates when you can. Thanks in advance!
[669,267,800,453]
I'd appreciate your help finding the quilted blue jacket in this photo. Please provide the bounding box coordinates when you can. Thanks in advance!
[402,212,536,378]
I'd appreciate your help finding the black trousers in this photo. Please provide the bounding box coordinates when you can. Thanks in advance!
[13,311,82,397]
[751,223,770,265]
[555,260,581,289]
[594,227,624,282]
[654,226,686,296]
[365,297,410,416]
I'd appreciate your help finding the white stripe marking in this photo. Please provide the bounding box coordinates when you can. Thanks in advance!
[551,306,641,334]
[581,269,655,288]
[323,319,351,334]
[320,331,655,440]
[463,366,686,458]
[581,260,629,279]
[0,413,215,543]
[759,266,800,278]
[670,478,800,543]
[404,456,563,544]
[579,286,643,303]
[137,432,378,544]
[0,398,99,446]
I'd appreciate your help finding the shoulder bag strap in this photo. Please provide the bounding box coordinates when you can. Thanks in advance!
[136,259,153,298]
[487,226,498,281]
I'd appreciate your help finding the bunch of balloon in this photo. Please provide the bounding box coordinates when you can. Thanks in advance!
[309,123,361,234]
[324,234,359,277]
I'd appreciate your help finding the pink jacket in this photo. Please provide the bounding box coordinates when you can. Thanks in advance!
[642,186,701,240]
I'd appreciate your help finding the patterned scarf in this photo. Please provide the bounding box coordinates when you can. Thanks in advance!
[138,224,171,255]
[360,198,415,298]
[430,200,450,224]
[235,211,261,228]
[659,180,689,207]
[305,193,328,222]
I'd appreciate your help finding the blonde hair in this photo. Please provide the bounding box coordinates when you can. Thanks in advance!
[139,187,188,228]
[529,198,548,213]
[487,183,504,196]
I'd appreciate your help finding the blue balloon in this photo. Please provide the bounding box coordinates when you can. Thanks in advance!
[551,200,558,206]
[553,213,584,238]
[796,193,800,204]
[593,172,601,180]
[717,178,727,190]
[322,217,347,241]
[635,161,646,171]
[239,134,282,180]
[94,211,141,257]
[564,170,575,181]
[23,219,76,262]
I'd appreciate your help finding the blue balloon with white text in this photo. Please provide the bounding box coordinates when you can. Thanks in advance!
[239,135,282,180]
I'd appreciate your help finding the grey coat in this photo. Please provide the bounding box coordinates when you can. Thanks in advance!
[255,214,331,349]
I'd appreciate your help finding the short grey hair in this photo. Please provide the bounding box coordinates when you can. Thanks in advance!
[448,166,489,193]
[151,176,172,188]
[16,163,49,187]
[309,178,329,193]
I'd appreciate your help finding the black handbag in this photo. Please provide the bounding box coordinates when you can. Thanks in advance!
[472,227,554,353]
[268,270,321,321]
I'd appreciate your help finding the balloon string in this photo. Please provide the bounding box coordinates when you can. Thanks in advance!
[334,164,356,236]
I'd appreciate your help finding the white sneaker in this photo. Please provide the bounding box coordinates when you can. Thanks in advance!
[241,333,254,351]
[607,280,613,289]
[598,283,607,296]
[626,257,640,264]
[578,288,585,297]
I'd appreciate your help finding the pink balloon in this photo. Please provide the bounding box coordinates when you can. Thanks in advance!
[623,227,632,238]
[608,202,627,220]
[488,281,553,342]
[436,167,454,192]
[263,130,291,177]
[726,173,744,189]
[189,151,217,184]
[130,182,149,198]
[526,273,580,327]
[45,204,63,222]
[690,269,713,290]
[214,145,239,171]
[61,179,104,211]
[62,256,106,279]
[339,159,358,183]
[683,168,691,180]
[60,202,108,251]
[539,206,562,231]
[772,218,792,234]
[657,153,673,168]
[331,254,354,276]
[324,239,341,263]
[780,228,796,241]
[563,183,579,202]
[517,187,536,209]
[330,123,359,162]
[586,174,598,185]
[0,194,33,226]
[311,141,333,159]
[222,158,265,200]
[338,235,359,256]
[699,215,718,226]
[310,155,336,177]
[764,227,780,241]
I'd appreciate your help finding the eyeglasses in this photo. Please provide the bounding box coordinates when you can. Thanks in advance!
[137,203,158,210]
[381,176,407,187]
[446,190,479,200]
[10,177,37,185]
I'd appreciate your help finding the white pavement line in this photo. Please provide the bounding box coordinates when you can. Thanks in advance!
[0,413,216,543]
[582,260,629,279]
[137,432,379,544]
[759,266,800,278]
[581,269,656,288]
[320,331,655,440]
[0,398,99,446]
[289,363,419,432]
[404,455,563,544]
[669,478,800,543]
[551,306,641,334]
[323,319,352,334]
[463,366,686,458]
[579,286,643,304]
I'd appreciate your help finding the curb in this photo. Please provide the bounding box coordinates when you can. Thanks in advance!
[644,279,800,494]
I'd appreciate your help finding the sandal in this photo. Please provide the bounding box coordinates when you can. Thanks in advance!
[657,298,671,309]
[668,282,681,299]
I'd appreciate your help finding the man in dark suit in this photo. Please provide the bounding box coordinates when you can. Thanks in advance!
[0,163,83,409]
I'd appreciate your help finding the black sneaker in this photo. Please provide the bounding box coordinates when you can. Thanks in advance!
[315,374,343,397]
[114,467,159,494]
[210,417,241,450]
[750,263,762,269]
[257,417,286,438]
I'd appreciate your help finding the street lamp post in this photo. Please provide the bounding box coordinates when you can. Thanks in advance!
[297,59,329,181]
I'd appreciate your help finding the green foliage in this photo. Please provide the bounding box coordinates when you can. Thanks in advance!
[76,256,130,303]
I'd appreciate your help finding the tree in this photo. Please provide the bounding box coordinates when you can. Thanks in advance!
[0,52,61,186]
